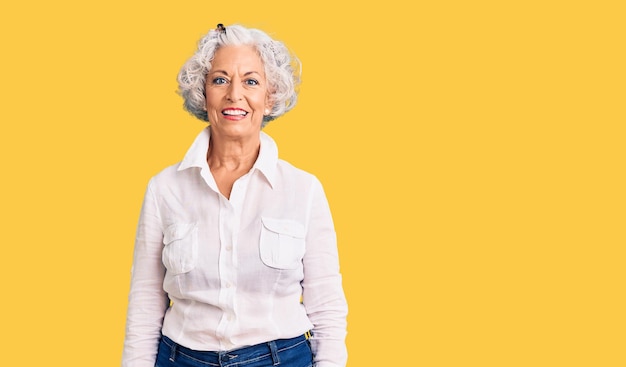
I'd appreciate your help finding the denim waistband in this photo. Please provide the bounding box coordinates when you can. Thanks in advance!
[161,333,309,366]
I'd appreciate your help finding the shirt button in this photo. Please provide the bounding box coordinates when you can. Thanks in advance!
[226,283,232,288]
[225,245,232,251]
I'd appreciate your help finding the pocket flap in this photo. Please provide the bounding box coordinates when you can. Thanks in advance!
[261,217,305,238]
[163,223,197,245]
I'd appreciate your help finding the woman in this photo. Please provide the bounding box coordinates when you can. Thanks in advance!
[122,24,348,367]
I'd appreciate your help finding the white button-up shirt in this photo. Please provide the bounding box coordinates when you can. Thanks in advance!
[122,127,348,367]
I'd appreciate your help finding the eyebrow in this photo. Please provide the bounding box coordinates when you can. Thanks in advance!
[209,70,263,77]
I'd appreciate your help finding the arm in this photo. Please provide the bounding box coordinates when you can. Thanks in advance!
[122,179,168,367]
[302,178,348,367]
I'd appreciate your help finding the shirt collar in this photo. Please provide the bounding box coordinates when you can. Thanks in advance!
[254,130,279,188]
[178,127,278,188]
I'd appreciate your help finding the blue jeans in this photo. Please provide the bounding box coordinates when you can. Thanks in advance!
[155,334,314,367]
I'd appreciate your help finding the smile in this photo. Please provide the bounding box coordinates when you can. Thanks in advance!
[222,108,248,116]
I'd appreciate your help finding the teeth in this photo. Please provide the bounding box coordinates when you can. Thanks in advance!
[223,109,247,116]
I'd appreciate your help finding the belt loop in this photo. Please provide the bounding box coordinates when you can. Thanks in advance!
[169,341,178,362]
[268,340,280,366]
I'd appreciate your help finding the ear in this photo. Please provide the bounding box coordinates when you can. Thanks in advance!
[264,96,274,115]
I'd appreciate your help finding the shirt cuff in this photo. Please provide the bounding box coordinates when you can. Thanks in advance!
[314,362,344,367]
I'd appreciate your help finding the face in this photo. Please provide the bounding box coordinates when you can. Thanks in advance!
[205,45,272,140]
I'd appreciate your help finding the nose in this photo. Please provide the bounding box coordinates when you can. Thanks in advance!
[226,80,243,102]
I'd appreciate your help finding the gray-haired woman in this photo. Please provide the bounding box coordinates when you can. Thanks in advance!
[122,24,348,367]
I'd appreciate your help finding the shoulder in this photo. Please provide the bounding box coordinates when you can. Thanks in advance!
[276,158,315,180]
[275,159,326,193]
[147,161,189,187]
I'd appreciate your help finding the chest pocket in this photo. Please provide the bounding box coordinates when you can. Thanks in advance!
[162,223,198,275]
[260,217,306,270]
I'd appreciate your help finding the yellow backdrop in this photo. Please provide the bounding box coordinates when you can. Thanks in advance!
[0,1,624,366]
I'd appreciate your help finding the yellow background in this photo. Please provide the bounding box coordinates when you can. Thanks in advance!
[1,1,624,366]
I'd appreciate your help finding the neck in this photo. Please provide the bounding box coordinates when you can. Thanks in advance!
[207,131,260,171]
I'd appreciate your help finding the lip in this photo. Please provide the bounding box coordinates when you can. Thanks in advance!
[221,107,249,121]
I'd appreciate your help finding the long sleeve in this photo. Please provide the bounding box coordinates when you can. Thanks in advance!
[121,130,347,364]
[122,179,168,367]
[302,178,348,367]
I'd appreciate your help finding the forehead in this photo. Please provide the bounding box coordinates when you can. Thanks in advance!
[211,45,265,72]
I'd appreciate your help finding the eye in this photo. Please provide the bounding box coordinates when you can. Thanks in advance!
[244,79,259,86]
[212,77,228,85]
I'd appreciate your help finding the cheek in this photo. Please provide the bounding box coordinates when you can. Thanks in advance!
[205,93,219,110]
[256,97,268,109]
[255,92,271,109]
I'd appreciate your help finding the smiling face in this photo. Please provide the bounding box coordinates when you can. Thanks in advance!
[205,45,272,141]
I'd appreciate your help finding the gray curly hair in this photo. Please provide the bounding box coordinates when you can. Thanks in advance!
[177,24,301,128]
